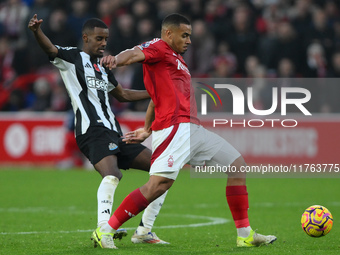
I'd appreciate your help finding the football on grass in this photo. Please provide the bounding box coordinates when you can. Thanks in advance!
[301,205,333,237]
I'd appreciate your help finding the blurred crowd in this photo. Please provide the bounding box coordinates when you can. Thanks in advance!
[1,0,340,114]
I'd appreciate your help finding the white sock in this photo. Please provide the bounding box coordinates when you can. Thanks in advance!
[100,222,114,233]
[97,175,119,228]
[237,226,252,238]
[138,190,168,232]
[136,226,151,235]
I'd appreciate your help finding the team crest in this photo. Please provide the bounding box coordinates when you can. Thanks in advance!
[168,155,174,167]
[108,142,118,151]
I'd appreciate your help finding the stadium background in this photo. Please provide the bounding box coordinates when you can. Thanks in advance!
[0,0,340,166]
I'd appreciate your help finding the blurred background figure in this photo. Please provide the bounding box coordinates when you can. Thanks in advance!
[57,110,90,169]
[0,0,30,75]
[274,21,302,74]
[305,8,334,63]
[46,9,78,47]
[277,58,296,78]
[184,19,215,77]
[157,0,181,21]
[107,13,138,55]
[27,0,50,23]
[248,64,267,111]
[137,18,155,43]
[0,0,29,48]
[244,55,261,78]
[0,36,15,88]
[304,42,327,77]
[67,0,94,44]
[228,5,258,75]
[318,51,340,113]
[1,88,25,111]
[210,54,237,78]
[26,77,51,111]
[112,65,136,114]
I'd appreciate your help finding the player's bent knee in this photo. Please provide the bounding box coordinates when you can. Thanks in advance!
[231,156,246,168]
[141,175,174,202]
[228,156,247,180]
[97,167,123,180]
[112,169,123,180]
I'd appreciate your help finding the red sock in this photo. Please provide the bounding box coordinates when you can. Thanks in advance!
[108,188,149,230]
[226,185,250,228]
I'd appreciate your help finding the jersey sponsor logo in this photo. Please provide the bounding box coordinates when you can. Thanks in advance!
[55,45,76,51]
[108,142,118,150]
[138,38,160,49]
[176,59,190,76]
[86,76,108,91]
[168,155,174,167]
[85,63,91,68]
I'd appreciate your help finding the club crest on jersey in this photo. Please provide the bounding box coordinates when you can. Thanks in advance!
[168,155,174,167]
[108,143,118,151]
[93,63,101,73]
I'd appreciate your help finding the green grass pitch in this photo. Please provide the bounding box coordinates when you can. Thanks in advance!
[0,168,339,255]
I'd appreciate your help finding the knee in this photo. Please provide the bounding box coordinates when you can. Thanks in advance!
[141,177,174,201]
[231,156,246,168]
[149,181,172,197]
[112,169,123,180]
[100,168,123,180]
[228,156,246,179]
[102,175,120,185]
[156,182,172,195]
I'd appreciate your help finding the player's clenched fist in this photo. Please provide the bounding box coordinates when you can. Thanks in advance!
[28,14,43,32]
[100,55,117,70]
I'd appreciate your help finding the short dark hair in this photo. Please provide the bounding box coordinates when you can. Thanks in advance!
[162,13,190,28]
[82,18,107,33]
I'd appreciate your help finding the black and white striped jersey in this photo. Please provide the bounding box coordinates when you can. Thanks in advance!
[51,46,122,137]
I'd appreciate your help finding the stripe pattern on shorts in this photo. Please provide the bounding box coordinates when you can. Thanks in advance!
[151,124,179,165]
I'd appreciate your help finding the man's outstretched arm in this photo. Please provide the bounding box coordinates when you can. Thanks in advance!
[28,14,58,59]
[123,100,155,144]
[109,83,150,102]
[144,100,155,133]
[100,47,145,70]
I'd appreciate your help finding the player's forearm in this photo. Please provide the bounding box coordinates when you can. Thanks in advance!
[144,100,155,133]
[120,89,150,102]
[32,28,58,59]
[115,47,145,67]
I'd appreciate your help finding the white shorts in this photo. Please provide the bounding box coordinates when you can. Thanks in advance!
[149,123,241,180]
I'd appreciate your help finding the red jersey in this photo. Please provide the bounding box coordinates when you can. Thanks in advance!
[138,39,200,130]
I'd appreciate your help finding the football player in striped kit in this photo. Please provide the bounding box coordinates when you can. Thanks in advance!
[28,14,168,249]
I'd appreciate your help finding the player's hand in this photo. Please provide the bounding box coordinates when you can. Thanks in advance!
[122,128,151,144]
[28,14,43,32]
[100,55,117,70]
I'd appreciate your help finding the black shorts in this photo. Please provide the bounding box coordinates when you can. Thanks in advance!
[76,126,146,169]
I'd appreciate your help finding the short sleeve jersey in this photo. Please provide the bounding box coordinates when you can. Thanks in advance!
[138,39,200,130]
[51,46,122,136]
